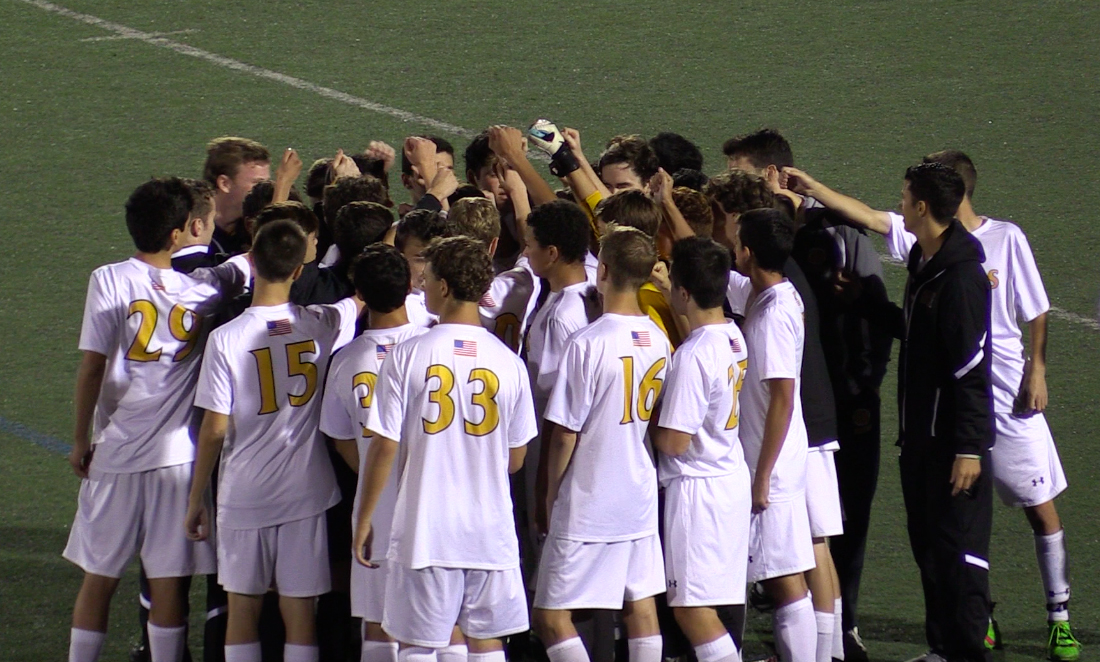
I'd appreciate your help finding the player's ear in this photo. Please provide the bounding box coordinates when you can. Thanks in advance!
[547,245,560,265]
[488,236,499,258]
[438,276,451,299]
[291,263,305,282]
[166,227,183,252]
[216,174,233,194]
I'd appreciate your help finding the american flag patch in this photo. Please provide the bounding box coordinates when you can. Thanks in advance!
[376,343,393,362]
[479,292,497,308]
[151,280,166,292]
[632,331,650,347]
[730,338,741,353]
[267,319,292,336]
[454,339,477,357]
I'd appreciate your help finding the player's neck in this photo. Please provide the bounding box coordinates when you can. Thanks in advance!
[748,267,785,294]
[369,307,410,330]
[914,218,950,261]
[436,299,483,326]
[547,262,588,292]
[251,279,293,307]
[602,288,645,316]
[956,198,983,232]
[133,251,174,270]
[686,306,727,330]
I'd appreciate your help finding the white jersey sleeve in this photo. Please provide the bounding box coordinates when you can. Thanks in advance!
[884,212,917,261]
[544,337,594,433]
[365,348,409,442]
[658,348,711,436]
[757,307,800,381]
[479,259,538,352]
[319,363,358,441]
[78,269,120,356]
[726,270,753,316]
[195,335,234,415]
[1008,225,1050,322]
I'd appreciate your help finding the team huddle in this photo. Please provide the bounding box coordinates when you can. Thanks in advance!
[63,124,1078,662]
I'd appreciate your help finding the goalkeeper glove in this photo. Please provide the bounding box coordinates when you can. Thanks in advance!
[527,119,581,178]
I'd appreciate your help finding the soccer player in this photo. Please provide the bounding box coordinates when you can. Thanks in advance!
[597,135,660,193]
[535,227,671,662]
[465,131,527,272]
[320,243,428,662]
[202,136,271,257]
[783,155,1080,658]
[394,208,450,328]
[732,208,817,662]
[352,235,537,662]
[172,179,218,273]
[653,236,750,662]
[185,219,361,662]
[64,177,246,662]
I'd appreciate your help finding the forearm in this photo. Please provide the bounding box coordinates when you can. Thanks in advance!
[355,436,398,530]
[808,184,891,235]
[545,427,578,514]
[662,198,696,240]
[189,412,226,506]
[273,175,293,203]
[563,164,607,212]
[1027,313,1048,369]
[510,189,531,243]
[653,427,691,457]
[73,352,106,446]
[511,156,557,207]
[756,383,794,479]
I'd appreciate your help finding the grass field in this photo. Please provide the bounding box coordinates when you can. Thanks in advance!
[2,0,1099,659]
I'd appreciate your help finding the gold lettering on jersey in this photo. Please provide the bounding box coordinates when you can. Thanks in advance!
[353,372,378,410]
[250,347,279,415]
[125,300,162,362]
[286,341,318,407]
[493,313,521,352]
[725,359,749,430]
[169,305,202,362]
[987,269,1000,289]
[619,356,666,424]
[423,364,456,434]
[464,368,501,436]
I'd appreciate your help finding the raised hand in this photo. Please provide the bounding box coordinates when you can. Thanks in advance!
[488,125,528,167]
[332,149,361,179]
[365,141,396,173]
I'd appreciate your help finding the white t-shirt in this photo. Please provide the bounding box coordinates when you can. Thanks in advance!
[726,270,753,317]
[543,314,672,542]
[479,256,539,352]
[739,281,809,501]
[885,213,1051,411]
[78,258,243,474]
[195,298,358,529]
[584,252,599,286]
[365,323,537,570]
[405,290,437,329]
[657,322,750,485]
[319,323,427,562]
[525,280,601,419]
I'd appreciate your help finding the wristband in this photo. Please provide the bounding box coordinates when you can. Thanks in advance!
[548,146,581,178]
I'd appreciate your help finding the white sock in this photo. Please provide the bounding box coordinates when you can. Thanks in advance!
[832,597,844,660]
[774,597,817,662]
[284,643,320,662]
[627,635,663,662]
[1036,529,1071,621]
[546,637,590,662]
[468,652,507,662]
[69,628,106,662]
[694,633,740,662]
[224,642,262,662]
[438,644,468,662]
[814,611,834,662]
[147,623,186,662]
[362,640,399,662]
[398,646,438,662]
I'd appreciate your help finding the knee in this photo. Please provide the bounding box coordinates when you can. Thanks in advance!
[533,608,573,644]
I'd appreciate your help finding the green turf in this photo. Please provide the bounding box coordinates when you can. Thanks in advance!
[2,0,1098,659]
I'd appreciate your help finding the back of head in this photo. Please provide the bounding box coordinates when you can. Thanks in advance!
[594,189,664,238]
[671,187,714,237]
[448,197,501,247]
[306,158,333,200]
[905,162,966,224]
[251,201,320,239]
[923,150,977,199]
[671,168,709,192]
[402,135,455,176]
[242,180,303,226]
[333,201,395,265]
[599,226,658,291]
[649,132,704,174]
[464,132,495,180]
[670,236,731,309]
[526,200,592,263]
[252,219,307,282]
[323,175,390,226]
[353,243,409,313]
[125,177,193,253]
[203,136,270,186]
[597,135,660,184]
[182,178,215,219]
[721,128,794,170]
[395,209,449,252]
[423,236,495,302]
[703,170,778,216]
[737,208,795,272]
[447,184,486,209]
[352,153,388,186]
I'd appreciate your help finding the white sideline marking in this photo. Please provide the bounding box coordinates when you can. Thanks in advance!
[79,28,198,42]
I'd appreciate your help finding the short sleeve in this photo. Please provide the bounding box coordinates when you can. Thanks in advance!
[1008,227,1050,322]
[758,309,800,381]
[657,350,710,436]
[78,270,119,356]
[365,348,407,442]
[319,362,357,441]
[726,271,753,316]
[543,339,593,433]
[194,336,234,415]
[318,298,359,350]
[884,212,917,262]
[507,362,539,448]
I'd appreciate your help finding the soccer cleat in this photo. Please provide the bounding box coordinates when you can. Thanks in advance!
[1047,621,1081,662]
[843,627,869,662]
[984,602,1003,650]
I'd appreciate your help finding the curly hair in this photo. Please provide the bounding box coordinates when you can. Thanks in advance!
[597,135,660,184]
[671,187,714,237]
[423,236,495,303]
[323,175,390,226]
[703,170,778,216]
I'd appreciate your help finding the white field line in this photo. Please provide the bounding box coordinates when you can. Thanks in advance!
[79,28,198,42]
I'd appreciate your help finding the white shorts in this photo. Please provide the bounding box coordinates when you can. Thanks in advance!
[990,412,1068,507]
[63,464,216,579]
[217,513,330,597]
[663,474,750,607]
[382,564,528,647]
[534,533,665,610]
[805,447,844,538]
[747,495,815,582]
[353,558,388,622]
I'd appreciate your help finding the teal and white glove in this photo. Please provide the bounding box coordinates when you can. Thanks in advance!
[527,119,580,177]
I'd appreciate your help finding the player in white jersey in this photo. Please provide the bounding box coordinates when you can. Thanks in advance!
[783,153,1080,657]
[352,236,536,662]
[732,209,818,662]
[64,178,247,662]
[447,196,539,351]
[320,244,428,662]
[652,237,750,662]
[185,220,360,662]
[535,227,671,662]
[394,208,449,328]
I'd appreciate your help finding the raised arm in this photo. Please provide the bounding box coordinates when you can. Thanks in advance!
[782,167,893,235]
[488,125,557,207]
[273,148,303,203]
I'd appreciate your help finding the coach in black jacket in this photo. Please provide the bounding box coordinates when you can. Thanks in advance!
[865,163,994,662]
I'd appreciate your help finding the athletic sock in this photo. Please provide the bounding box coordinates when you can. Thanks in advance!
[398,646,437,662]
[438,644,468,662]
[693,633,740,662]
[147,623,186,662]
[284,643,319,662]
[627,635,663,662]
[832,597,844,660]
[1036,529,1071,621]
[224,643,261,662]
[814,611,834,662]
[69,628,106,662]
[774,597,816,662]
[546,637,590,662]
[468,652,506,662]
[362,640,399,662]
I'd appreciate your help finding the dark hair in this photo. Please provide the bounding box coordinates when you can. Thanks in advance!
[905,162,965,224]
[670,236,731,309]
[464,132,496,181]
[333,202,395,269]
[671,187,714,237]
[401,136,455,176]
[306,158,333,200]
[203,137,270,186]
[423,236,494,302]
[252,201,320,238]
[671,168,709,192]
[447,184,486,208]
[737,208,795,272]
[703,170,778,216]
[597,135,660,184]
[251,219,307,281]
[351,153,389,187]
[599,226,657,290]
[649,132,703,174]
[323,175,390,226]
[241,180,303,225]
[923,150,977,199]
[352,243,409,313]
[125,177,192,253]
[594,189,663,237]
[721,129,794,170]
[527,200,591,263]
[394,209,449,253]
[183,178,215,220]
